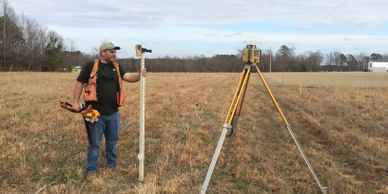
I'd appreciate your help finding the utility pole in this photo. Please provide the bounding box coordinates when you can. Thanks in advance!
[2,0,6,70]
[269,47,272,72]
[78,51,81,66]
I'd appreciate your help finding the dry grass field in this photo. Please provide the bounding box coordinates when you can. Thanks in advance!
[0,72,387,194]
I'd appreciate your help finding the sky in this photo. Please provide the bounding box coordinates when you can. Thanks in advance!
[10,0,388,58]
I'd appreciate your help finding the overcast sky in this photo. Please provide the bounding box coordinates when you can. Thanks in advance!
[10,0,388,58]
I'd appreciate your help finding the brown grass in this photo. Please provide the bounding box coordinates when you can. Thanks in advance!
[0,72,387,194]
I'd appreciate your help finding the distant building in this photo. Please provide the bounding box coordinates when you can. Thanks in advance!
[368,61,388,72]
[72,65,82,72]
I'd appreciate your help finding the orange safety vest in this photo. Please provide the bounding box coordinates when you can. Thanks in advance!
[84,59,125,106]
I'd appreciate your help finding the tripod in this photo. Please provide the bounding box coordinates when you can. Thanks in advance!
[200,63,327,194]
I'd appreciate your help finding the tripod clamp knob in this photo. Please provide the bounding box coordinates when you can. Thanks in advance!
[222,124,232,129]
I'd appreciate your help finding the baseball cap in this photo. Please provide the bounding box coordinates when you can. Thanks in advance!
[99,42,121,52]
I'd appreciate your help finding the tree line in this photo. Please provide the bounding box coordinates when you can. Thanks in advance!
[0,0,92,71]
[259,45,388,72]
[117,46,387,73]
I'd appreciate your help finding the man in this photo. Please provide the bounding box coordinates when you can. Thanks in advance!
[71,42,145,179]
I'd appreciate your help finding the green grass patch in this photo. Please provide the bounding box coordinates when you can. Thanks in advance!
[235,179,249,190]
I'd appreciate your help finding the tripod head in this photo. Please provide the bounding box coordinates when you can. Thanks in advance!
[242,44,261,65]
[136,44,152,56]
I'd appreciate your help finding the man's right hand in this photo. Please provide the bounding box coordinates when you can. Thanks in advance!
[71,102,81,112]
[59,100,81,113]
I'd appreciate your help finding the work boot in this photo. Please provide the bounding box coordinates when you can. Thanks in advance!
[107,164,116,169]
[85,171,97,182]
[105,165,117,175]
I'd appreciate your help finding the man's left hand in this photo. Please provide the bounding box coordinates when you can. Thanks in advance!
[140,69,147,77]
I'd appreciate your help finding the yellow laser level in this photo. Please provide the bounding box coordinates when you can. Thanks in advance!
[242,44,260,64]
[136,44,152,57]
[135,44,142,57]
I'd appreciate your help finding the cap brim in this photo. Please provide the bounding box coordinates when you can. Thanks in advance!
[102,46,121,52]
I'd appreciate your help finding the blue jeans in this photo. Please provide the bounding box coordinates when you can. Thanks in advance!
[85,111,120,172]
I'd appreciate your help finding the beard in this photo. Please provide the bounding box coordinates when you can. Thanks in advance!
[109,57,116,62]
[103,56,116,63]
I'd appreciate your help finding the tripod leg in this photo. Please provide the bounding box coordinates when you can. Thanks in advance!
[200,124,230,194]
[223,69,251,168]
[224,67,249,124]
[201,67,251,194]
[230,71,251,136]
[226,67,251,125]
[254,65,327,194]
